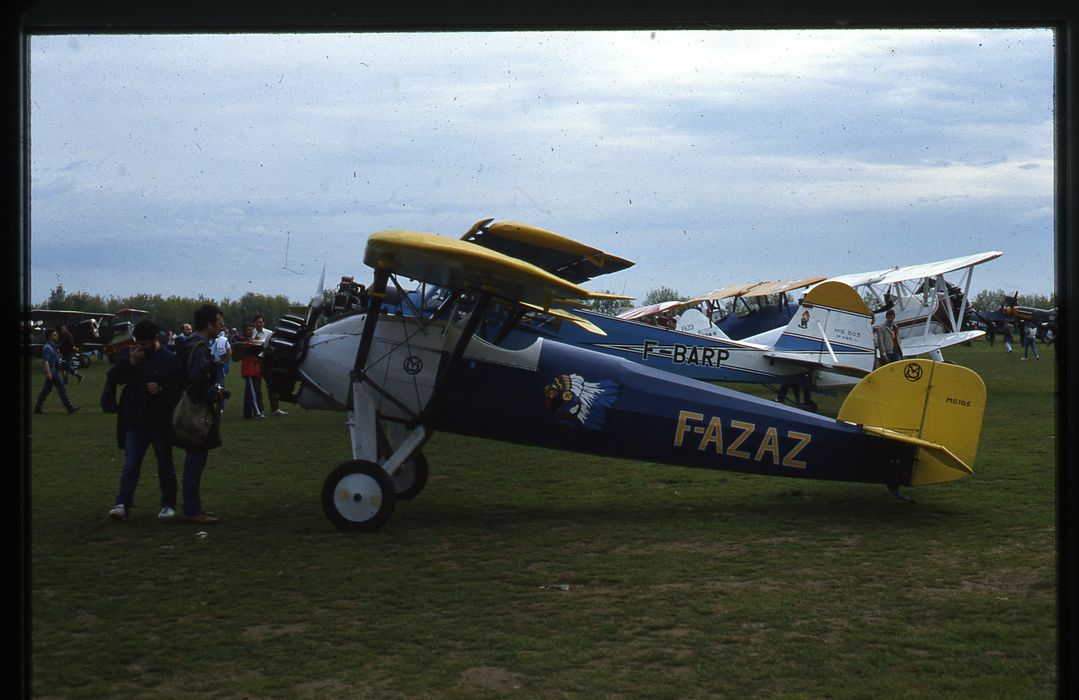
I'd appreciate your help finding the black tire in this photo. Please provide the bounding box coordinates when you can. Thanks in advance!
[78,352,92,369]
[321,460,397,532]
[391,452,429,501]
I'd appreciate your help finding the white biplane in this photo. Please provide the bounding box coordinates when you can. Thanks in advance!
[615,251,1002,364]
[825,251,1003,361]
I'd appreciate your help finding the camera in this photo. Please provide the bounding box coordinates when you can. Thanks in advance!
[207,384,231,402]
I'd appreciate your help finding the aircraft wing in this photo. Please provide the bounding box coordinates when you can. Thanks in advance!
[688,282,757,304]
[687,277,825,305]
[30,309,114,324]
[899,330,985,357]
[740,276,827,297]
[828,251,1003,288]
[616,300,684,321]
[364,229,626,333]
[460,218,635,284]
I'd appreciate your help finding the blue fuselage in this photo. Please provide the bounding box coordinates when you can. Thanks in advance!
[427,332,914,486]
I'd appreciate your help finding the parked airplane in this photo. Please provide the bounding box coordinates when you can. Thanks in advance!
[825,251,1002,361]
[619,277,827,341]
[28,309,116,367]
[620,251,1002,364]
[971,292,1056,343]
[263,227,986,532]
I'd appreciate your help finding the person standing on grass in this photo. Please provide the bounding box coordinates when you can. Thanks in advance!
[237,321,265,419]
[875,309,902,364]
[107,319,178,521]
[251,314,287,416]
[1002,321,1015,353]
[1021,322,1040,360]
[173,303,227,525]
[33,329,79,415]
[209,324,232,413]
[57,324,84,384]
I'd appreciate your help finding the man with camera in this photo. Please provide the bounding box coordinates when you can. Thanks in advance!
[175,303,230,524]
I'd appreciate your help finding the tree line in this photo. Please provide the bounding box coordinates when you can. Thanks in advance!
[35,282,1056,329]
[35,284,297,333]
[585,286,1057,316]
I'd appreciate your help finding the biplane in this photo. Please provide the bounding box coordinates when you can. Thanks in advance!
[28,309,116,367]
[618,276,827,341]
[263,227,987,532]
[456,221,873,408]
[825,251,1002,361]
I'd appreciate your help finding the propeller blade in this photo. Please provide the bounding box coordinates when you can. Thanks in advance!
[304,262,327,327]
[310,262,327,307]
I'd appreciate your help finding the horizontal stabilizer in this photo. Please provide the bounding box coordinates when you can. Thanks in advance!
[838,359,986,486]
[762,351,870,378]
[898,330,985,358]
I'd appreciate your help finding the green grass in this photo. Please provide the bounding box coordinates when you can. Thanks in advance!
[28,340,1057,698]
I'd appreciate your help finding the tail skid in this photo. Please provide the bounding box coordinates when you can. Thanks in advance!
[838,359,986,486]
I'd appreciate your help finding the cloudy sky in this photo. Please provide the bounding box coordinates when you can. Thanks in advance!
[28,28,1055,306]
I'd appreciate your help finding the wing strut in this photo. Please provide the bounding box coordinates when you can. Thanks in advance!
[350,268,391,387]
[418,290,492,424]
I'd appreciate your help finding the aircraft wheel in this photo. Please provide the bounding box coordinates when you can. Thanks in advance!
[79,352,92,369]
[390,452,429,501]
[321,460,397,532]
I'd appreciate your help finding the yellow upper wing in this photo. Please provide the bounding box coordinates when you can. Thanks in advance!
[364,229,619,310]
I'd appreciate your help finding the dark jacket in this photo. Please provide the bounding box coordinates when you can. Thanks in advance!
[174,337,223,450]
[107,345,178,449]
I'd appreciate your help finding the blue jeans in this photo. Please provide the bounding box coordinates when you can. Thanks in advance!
[35,375,71,410]
[115,427,176,510]
[1024,338,1039,358]
[182,448,209,516]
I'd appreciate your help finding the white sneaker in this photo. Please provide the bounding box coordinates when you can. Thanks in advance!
[108,504,127,521]
[273,409,288,416]
[158,506,176,519]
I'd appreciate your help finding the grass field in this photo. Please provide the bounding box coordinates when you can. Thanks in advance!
[27,340,1057,698]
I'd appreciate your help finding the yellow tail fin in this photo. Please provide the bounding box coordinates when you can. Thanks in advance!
[837,359,986,485]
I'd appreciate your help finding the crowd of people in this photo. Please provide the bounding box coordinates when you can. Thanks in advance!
[32,305,289,525]
[984,319,1043,360]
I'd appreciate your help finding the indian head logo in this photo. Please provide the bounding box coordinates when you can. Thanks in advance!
[543,373,619,430]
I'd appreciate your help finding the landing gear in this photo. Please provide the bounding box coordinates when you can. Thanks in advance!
[390,452,429,501]
[321,460,397,532]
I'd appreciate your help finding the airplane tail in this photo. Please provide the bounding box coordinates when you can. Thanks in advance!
[765,281,875,376]
[837,359,986,485]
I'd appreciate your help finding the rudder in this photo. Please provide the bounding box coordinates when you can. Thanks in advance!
[837,359,986,485]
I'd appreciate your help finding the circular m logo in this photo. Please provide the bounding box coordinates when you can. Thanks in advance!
[403,355,424,375]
